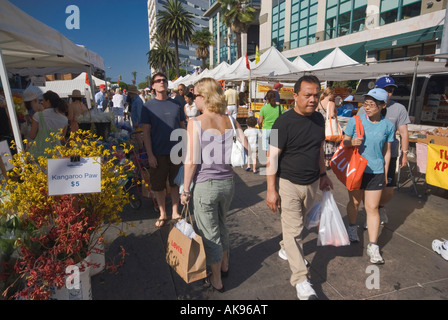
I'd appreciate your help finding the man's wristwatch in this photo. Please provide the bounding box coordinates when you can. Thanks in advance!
[401,150,409,155]
[319,172,327,178]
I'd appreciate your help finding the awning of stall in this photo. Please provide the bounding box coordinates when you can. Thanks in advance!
[364,26,443,52]
[0,0,104,152]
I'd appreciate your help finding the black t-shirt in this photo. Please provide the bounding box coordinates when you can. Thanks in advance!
[173,94,186,108]
[270,110,325,185]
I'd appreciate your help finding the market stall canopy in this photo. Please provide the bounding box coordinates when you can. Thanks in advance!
[0,0,104,75]
[311,59,447,81]
[292,55,312,71]
[220,56,255,81]
[250,46,305,80]
[208,61,230,80]
[310,47,359,71]
[36,72,105,98]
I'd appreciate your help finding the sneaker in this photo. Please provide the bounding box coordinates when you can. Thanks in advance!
[295,280,318,300]
[432,239,448,261]
[366,243,385,264]
[347,225,360,242]
[278,248,288,260]
[278,249,309,266]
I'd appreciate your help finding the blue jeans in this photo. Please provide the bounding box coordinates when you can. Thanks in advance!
[193,177,235,265]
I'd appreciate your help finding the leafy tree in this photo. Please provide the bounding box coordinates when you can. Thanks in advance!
[156,0,195,77]
[191,29,215,70]
[147,33,176,75]
[218,0,256,59]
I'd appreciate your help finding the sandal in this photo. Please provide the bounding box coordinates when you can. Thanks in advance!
[171,217,182,224]
[245,167,251,171]
[155,218,169,228]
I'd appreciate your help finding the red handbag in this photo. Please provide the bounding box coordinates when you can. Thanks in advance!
[330,115,368,191]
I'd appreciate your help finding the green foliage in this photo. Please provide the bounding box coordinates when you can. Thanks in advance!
[191,29,215,69]
[156,0,195,77]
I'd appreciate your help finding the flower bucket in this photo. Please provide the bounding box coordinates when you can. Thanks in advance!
[94,122,111,139]
[50,259,92,300]
[78,122,92,131]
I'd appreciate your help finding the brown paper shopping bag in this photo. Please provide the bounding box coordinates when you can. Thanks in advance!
[165,205,206,283]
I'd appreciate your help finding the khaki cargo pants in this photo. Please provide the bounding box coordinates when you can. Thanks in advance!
[279,177,319,286]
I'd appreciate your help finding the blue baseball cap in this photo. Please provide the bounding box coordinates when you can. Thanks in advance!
[375,76,398,89]
[363,88,388,103]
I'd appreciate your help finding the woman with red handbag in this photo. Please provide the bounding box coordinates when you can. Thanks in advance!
[343,88,395,264]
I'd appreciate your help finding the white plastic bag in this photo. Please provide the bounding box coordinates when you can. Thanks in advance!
[175,219,197,240]
[305,201,322,230]
[229,115,247,167]
[317,190,350,247]
[231,139,247,167]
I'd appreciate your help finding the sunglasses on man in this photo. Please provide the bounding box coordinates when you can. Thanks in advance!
[153,78,167,84]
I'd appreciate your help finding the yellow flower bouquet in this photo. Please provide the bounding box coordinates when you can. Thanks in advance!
[0,129,135,299]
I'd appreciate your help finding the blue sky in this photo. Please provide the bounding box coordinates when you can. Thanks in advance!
[10,0,151,84]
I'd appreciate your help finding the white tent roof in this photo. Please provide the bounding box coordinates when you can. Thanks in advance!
[310,59,447,81]
[292,55,313,71]
[0,0,104,75]
[251,46,304,79]
[208,61,231,80]
[220,56,255,81]
[0,0,104,152]
[37,72,105,98]
[310,47,358,71]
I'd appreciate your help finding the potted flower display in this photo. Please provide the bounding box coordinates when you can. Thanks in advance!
[0,129,135,300]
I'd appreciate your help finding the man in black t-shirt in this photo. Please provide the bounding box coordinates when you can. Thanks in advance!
[266,75,333,300]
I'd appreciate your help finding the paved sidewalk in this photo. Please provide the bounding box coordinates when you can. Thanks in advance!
[91,166,448,301]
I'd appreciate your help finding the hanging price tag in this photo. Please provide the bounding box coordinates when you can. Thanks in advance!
[47,157,101,196]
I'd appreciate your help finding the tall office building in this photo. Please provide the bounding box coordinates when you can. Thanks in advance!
[147,0,209,75]
[205,0,261,67]
[206,0,446,67]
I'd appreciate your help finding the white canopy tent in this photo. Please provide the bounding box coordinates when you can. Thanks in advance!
[36,72,106,98]
[250,46,305,80]
[310,47,359,71]
[207,61,230,80]
[310,59,447,81]
[220,56,255,81]
[292,55,313,71]
[0,0,104,152]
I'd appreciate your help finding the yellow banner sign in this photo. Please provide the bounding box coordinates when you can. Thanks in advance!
[257,84,294,93]
[426,144,448,190]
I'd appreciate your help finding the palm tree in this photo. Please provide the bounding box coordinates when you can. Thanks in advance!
[147,34,176,75]
[218,0,256,59]
[156,0,195,77]
[131,72,137,85]
[191,29,215,70]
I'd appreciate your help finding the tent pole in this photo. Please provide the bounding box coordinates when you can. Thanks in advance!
[408,56,419,118]
[86,66,96,110]
[0,48,24,152]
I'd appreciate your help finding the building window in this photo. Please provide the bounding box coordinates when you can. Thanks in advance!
[213,15,218,66]
[376,41,437,61]
[272,0,286,50]
[219,20,228,63]
[290,0,318,49]
[380,0,421,26]
[325,0,367,40]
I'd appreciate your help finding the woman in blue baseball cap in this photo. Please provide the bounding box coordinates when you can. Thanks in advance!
[342,88,395,264]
